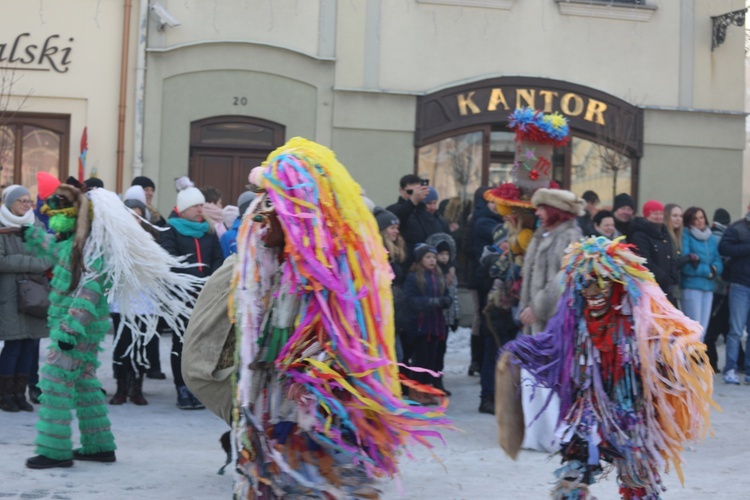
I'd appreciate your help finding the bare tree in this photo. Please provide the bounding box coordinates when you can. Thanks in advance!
[448,133,480,203]
[595,108,637,203]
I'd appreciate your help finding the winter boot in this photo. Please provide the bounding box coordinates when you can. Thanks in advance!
[13,374,33,412]
[26,455,74,469]
[176,385,197,410]
[433,377,452,397]
[109,373,129,405]
[128,373,148,406]
[28,384,41,404]
[478,396,495,415]
[73,449,116,463]
[0,375,19,412]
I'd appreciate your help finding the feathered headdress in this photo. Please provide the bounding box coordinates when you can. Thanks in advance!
[233,137,449,481]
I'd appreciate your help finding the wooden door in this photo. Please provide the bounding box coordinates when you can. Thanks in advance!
[190,150,267,207]
[188,116,285,206]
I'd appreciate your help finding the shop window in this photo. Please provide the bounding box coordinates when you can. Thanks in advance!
[417,131,482,286]
[0,114,69,200]
[570,136,631,209]
[417,130,482,204]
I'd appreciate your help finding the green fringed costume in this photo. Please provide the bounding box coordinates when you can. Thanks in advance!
[25,225,116,461]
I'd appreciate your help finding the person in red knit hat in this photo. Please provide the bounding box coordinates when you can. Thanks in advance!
[631,199,680,304]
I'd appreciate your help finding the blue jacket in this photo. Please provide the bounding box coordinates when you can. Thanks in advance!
[402,269,450,340]
[719,218,750,288]
[681,229,722,291]
[220,217,241,258]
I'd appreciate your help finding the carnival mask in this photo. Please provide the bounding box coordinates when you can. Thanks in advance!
[581,280,613,318]
[251,194,284,248]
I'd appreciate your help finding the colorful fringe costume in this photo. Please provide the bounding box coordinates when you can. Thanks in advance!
[501,237,717,499]
[232,138,450,499]
[25,181,205,468]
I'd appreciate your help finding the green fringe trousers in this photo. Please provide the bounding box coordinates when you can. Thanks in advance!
[34,341,116,461]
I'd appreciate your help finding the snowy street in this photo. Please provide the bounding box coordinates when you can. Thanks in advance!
[1,328,748,499]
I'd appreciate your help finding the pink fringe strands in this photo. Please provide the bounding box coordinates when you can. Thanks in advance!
[231,138,451,499]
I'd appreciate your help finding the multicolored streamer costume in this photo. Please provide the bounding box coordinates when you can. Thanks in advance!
[501,236,717,499]
[232,137,450,498]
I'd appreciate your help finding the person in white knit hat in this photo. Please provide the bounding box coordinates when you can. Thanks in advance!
[159,185,225,410]
[518,187,584,453]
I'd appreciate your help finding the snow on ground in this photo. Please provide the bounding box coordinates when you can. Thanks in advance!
[1,329,749,499]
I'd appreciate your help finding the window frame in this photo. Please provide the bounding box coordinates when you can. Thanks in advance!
[0,112,70,187]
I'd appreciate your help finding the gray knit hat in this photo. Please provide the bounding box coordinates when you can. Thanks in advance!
[374,207,399,231]
[3,185,30,207]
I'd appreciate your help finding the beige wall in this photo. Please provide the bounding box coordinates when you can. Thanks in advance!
[149,0,322,55]
[641,109,745,218]
[0,0,138,190]
[142,43,334,214]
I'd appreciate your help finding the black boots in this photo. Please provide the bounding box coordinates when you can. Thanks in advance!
[128,373,148,406]
[110,372,148,405]
[110,373,128,405]
[13,374,33,412]
[433,377,452,397]
[0,375,19,412]
[26,455,74,469]
[478,396,495,415]
[73,449,117,462]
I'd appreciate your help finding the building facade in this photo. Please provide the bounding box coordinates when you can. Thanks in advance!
[3,1,744,218]
[0,0,139,198]
[141,0,747,216]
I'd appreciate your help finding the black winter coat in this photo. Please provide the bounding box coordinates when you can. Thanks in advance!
[160,215,225,278]
[719,218,750,288]
[386,197,417,231]
[630,217,678,297]
[401,205,449,248]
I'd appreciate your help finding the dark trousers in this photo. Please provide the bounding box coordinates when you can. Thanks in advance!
[171,330,185,387]
[705,293,744,372]
[29,339,40,386]
[402,336,439,386]
[111,313,148,378]
[0,338,36,376]
[480,308,520,399]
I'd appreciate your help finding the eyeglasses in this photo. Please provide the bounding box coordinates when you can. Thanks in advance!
[405,189,414,195]
[16,199,33,205]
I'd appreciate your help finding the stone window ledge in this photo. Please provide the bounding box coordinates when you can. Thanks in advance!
[555,0,657,22]
[417,0,516,10]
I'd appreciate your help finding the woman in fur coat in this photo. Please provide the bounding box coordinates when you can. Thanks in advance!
[518,187,584,452]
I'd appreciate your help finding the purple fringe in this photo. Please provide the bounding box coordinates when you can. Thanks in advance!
[502,292,576,422]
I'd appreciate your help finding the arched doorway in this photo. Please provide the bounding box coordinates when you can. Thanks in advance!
[189,116,285,206]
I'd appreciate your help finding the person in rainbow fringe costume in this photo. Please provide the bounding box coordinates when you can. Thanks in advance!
[231,137,450,499]
[498,236,716,499]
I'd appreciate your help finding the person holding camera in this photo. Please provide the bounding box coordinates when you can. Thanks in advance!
[0,185,52,413]
[386,174,430,234]
[401,244,452,406]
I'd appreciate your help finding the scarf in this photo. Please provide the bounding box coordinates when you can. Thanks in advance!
[689,225,712,241]
[0,204,35,228]
[202,202,224,226]
[168,217,210,238]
